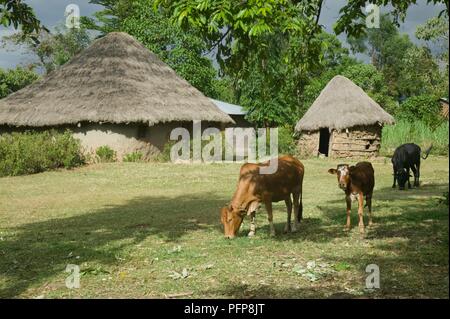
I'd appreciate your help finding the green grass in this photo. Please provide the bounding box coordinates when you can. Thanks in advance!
[0,157,448,298]
[381,120,449,156]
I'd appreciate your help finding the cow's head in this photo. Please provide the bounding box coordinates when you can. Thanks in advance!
[328,164,351,190]
[220,205,246,239]
[395,168,411,190]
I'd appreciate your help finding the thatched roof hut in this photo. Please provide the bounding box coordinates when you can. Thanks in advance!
[295,75,395,158]
[0,32,233,160]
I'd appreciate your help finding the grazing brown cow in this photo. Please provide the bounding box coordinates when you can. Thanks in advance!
[221,155,305,238]
[328,162,374,234]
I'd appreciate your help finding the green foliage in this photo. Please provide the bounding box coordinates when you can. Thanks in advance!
[0,130,84,177]
[0,0,44,38]
[123,151,144,162]
[381,120,448,156]
[334,0,449,37]
[3,26,92,74]
[82,0,219,97]
[398,95,444,128]
[277,126,297,155]
[0,67,39,98]
[300,62,398,117]
[96,146,116,163]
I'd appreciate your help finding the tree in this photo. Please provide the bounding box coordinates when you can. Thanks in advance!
[3,26,92,74]
[398,94,444,128]
[0,0,45,39]
[82,0,221,97]
[0,67,38,98]
[398,46,444,98]
[334,0,449,37]
[348,14,417,99]
[416,14,449,97]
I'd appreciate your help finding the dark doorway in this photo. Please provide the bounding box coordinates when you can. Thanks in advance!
[319,128,330,156]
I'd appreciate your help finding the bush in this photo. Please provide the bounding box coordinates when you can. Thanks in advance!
[0,130,84,177]
[123,151,144,162]
[95,146,116,162]
[277,126,297,155]
[381,120,448,156]
[396,95,443,128]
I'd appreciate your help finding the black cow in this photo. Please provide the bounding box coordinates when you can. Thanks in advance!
[391,143,432,190]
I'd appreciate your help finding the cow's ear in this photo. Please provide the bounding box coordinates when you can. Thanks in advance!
[328,169,337,175]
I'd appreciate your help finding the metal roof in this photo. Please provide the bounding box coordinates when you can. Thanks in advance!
[210,99,247,115]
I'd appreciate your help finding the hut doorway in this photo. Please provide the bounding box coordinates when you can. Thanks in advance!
[319,128,330,156]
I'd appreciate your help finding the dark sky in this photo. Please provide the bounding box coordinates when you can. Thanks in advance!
[0,0,447,69]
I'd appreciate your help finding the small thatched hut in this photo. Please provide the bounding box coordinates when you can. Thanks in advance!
[0,32,233,160]
[295,75,395,158]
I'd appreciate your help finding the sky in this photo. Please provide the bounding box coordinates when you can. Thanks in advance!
[0,0,447,69]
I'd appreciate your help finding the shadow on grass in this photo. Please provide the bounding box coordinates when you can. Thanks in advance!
[0,193,227,298]
[1,181,448,298]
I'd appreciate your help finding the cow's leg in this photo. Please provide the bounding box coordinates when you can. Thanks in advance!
[392,170,397,188]
[265,201,275,236]
[345,195,351,231]
[415,162,420,187]
[358,191,365,234]
[411,165,418,187]
[248,211,256,237]
[366,194,373,227]
[407,167,412,189]
[292,191,300,232]
[284,197,292,233]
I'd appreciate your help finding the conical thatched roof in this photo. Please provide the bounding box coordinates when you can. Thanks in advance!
[295,75,394,132]
[0,32,233,127]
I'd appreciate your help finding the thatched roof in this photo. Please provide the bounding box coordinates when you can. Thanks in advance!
[0,32,233,127]
[295,75,395,132]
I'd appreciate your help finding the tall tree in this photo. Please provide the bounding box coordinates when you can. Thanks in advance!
[348,14,415,98]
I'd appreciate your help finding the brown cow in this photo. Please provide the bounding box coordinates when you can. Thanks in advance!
[328,162,374,234]
[221,155,305,238]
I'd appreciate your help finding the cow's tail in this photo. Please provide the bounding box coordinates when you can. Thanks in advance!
[297,191,303,223]
[422,144,433,160]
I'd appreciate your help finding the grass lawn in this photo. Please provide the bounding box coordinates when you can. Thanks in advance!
[0,157,448,298]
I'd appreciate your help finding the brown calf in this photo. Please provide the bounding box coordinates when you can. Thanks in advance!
[221,155,305,238]
[328,162,374,234]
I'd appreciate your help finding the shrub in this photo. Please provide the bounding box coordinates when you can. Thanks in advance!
[123,151,144,162]
[396,95,444,128]
[96,146,116,162]
[0,130,84,177]
[277,126,297,155]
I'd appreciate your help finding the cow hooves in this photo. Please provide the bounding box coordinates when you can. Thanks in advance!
[270,231,276,237]
[248,231,255,238]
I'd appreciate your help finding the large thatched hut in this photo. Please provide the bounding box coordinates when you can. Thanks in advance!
[295,75,395,158]
[0,32,233,160]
